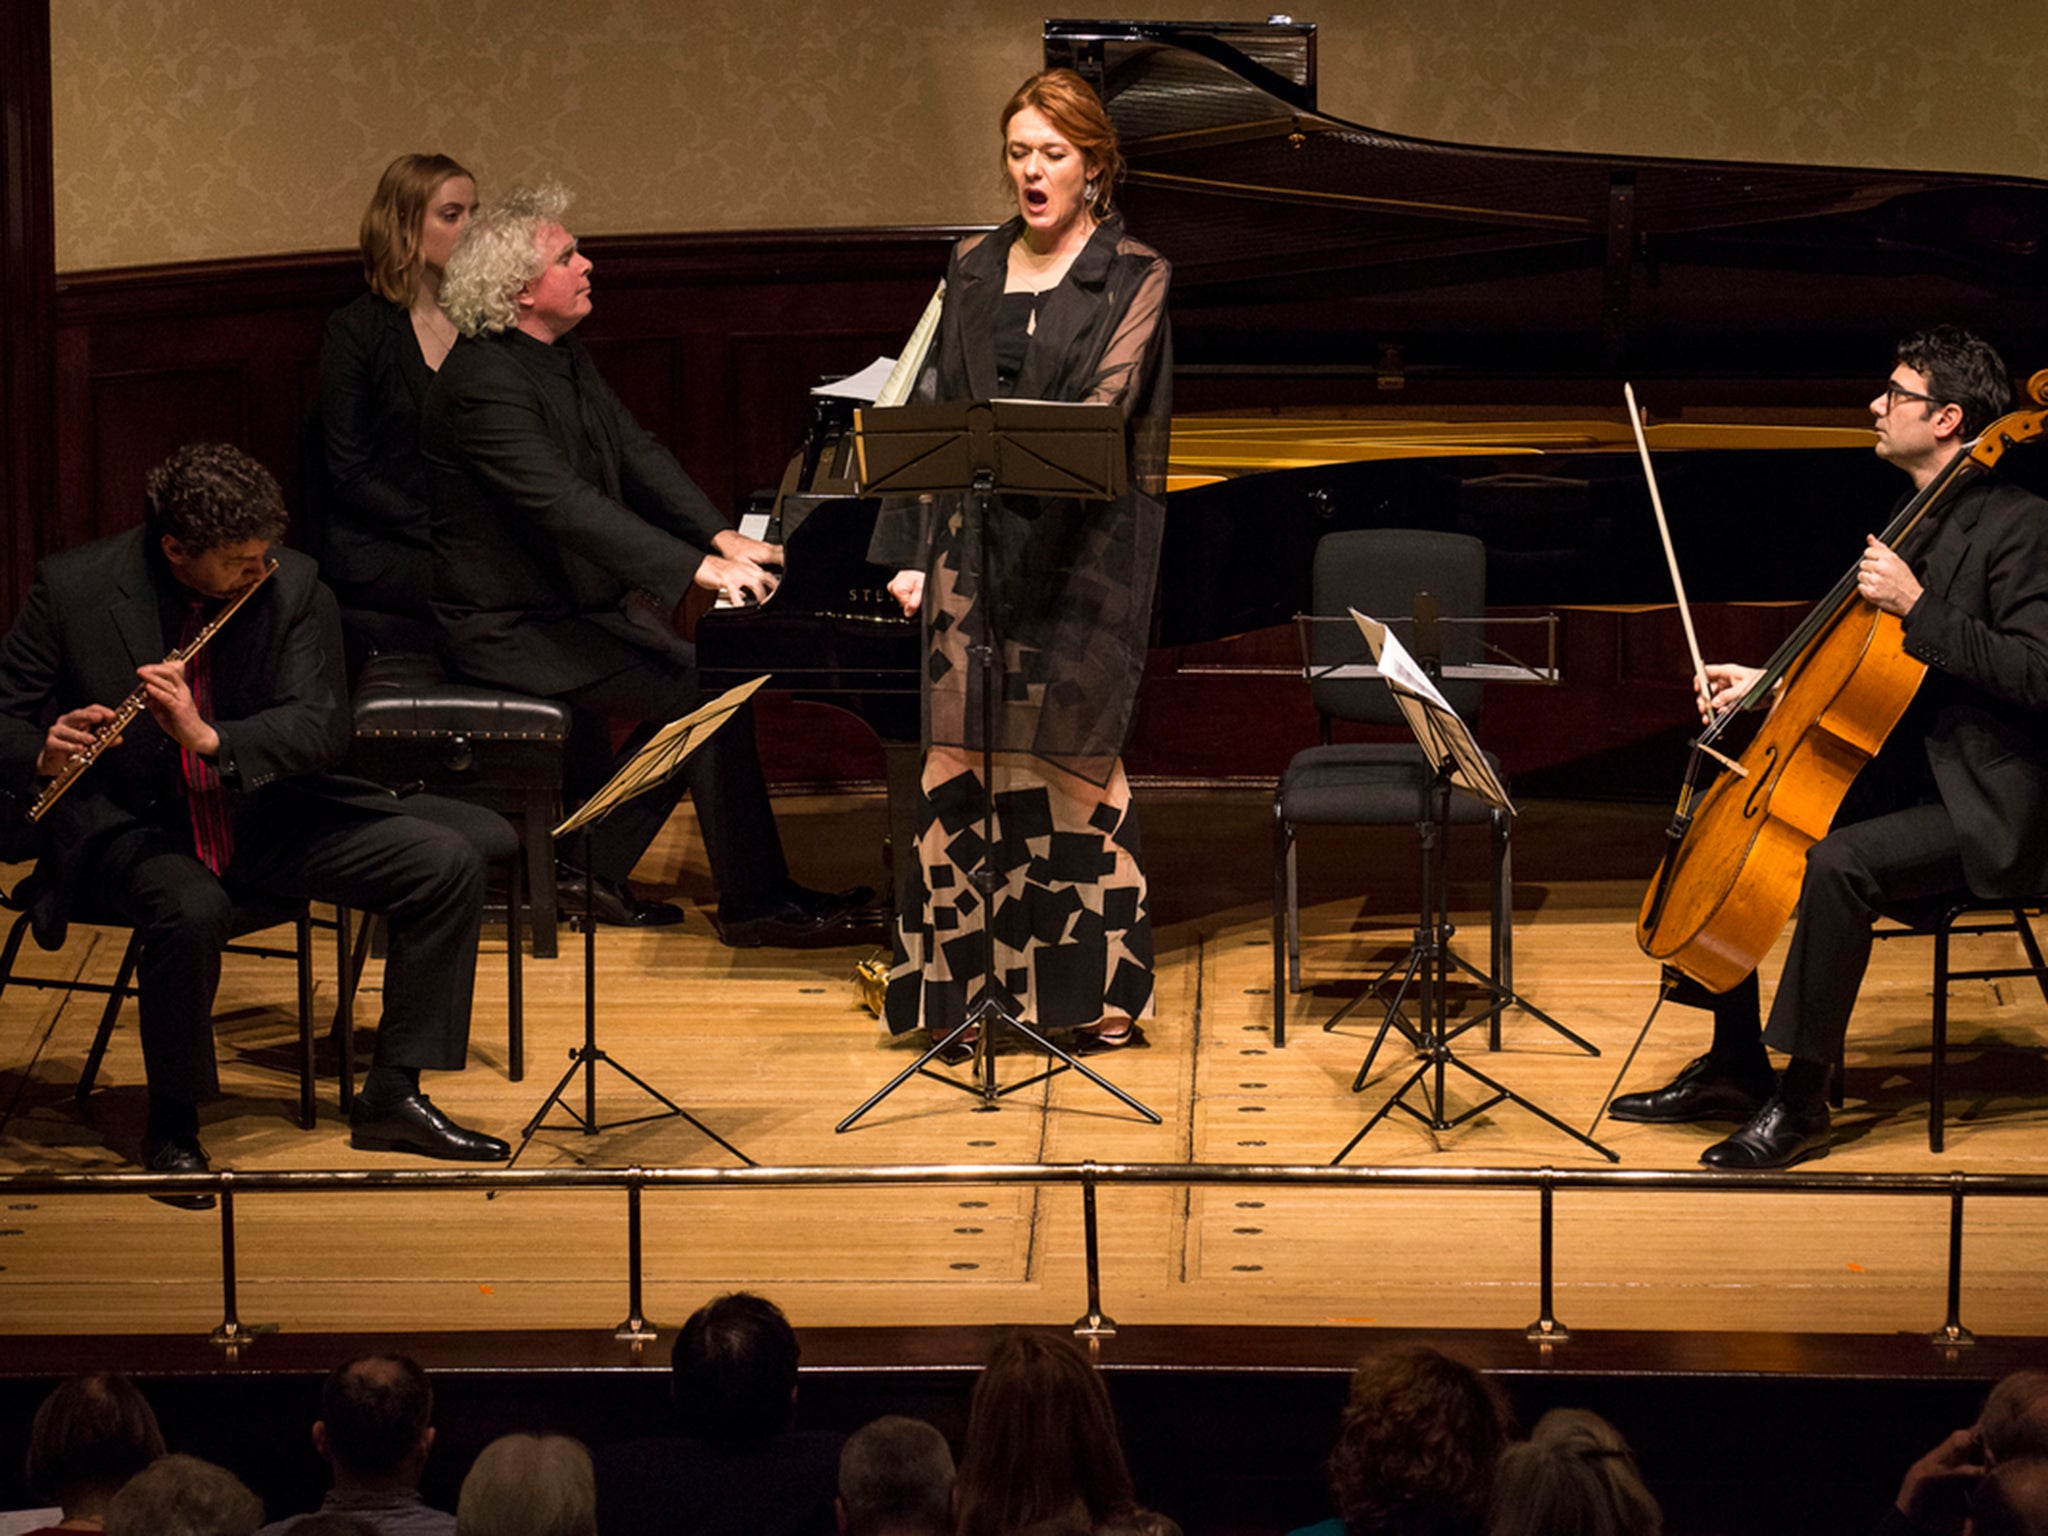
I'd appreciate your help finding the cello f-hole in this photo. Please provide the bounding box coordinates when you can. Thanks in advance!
[1742,744,1779,820]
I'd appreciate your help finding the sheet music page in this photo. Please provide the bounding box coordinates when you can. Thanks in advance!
[555,676,768,837]
[811,356,899,402]
[1351,610,1455,711]
[1350,609,1514,814]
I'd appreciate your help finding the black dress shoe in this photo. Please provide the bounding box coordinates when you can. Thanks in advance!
[350,1093,511,1161]
[1699,1095,1831,1170]
[556,864,685,927]
[1609,1053,1775,1124]
[142,1133,216,1210]
[717,884,879,948]
[1069,1022,1151,1056]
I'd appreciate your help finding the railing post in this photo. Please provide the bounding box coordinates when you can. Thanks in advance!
[1524,1171,1570,1342]
[210,1179,244,1346]
[616,1170,656,1342]
[1930,1173,1976,1347]
[1073,1163,1116,1337]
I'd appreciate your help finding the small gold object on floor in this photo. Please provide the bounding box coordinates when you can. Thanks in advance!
[854,952,889,1018]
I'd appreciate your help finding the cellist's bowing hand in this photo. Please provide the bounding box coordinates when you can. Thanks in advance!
[1858,534,1923,617]
[1697,663,1764,723]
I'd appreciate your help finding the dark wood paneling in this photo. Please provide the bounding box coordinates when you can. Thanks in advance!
[0,2,55,608]
[727,329,910,497]
[46,230,960,611]
[88,366,250,532]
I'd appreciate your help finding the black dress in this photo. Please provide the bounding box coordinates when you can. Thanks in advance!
[315,292,437,616]
[868,214,1172,1036]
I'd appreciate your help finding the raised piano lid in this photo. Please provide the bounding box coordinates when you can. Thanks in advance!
[1164,416,1875,492]
[1045,20,2048,399]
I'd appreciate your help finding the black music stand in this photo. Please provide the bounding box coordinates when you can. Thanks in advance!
[836,400,1160,1130]
[1333,611,1615,1164]
[506,678,769,1171]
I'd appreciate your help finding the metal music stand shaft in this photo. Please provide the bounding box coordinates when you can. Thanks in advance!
[506,680,768,1170]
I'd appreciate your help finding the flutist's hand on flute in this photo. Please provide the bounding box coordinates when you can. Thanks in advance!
[137,661,220,758]
[37,704,117,778]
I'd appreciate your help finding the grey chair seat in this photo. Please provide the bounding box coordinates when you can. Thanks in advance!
[1278,743,1506,827]
[1271,529,1514,1047]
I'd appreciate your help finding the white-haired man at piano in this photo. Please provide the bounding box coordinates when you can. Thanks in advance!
[0,444,510,1201]
[424,183,868,945]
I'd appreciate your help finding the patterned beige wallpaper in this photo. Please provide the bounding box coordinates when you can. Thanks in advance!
[50,0,2048,272]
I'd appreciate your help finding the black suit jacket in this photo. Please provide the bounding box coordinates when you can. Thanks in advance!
[317,291,435,588]
[422,326,730,694]
[0,529,391,940]
[1898,474,2048,895]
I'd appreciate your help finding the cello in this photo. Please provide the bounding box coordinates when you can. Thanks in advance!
[1636,373,2048,992]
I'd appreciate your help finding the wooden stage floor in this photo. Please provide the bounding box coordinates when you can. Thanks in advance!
[4,789,2048,1341]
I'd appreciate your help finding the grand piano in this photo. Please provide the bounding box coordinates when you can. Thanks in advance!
[700,18,2048,823]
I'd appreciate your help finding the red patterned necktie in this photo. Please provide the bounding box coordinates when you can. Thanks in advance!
[178,601,233,875]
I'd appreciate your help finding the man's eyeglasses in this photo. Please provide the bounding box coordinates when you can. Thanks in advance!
[1879,380,1946,413]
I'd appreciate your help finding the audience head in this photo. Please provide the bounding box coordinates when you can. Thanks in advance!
[359,151,477,304]
[1327,1345,1510,1536]
[1487,1409,1660,1536]
[954,1330,1137,1536]
[1982,1372,2048,1463]
[455,1433,596,1536]
[145,443,288,558]
[1971,1455,2048,1536]
[838,1415,956,1536]
[25,1371,167,1520]
[440,182,575,338]
[315,1353,435,1486]
[671,1290,802,1446]
[103,1452,263,1536]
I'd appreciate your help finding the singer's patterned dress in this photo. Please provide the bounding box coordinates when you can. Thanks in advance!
[867,213,1171,1037]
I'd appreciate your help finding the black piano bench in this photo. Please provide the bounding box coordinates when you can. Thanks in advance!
[349,652,571,961]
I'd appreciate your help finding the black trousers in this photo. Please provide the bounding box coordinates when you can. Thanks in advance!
[1686,747,1968,1066]
[97,795,485,1107]
[554,644,786,904]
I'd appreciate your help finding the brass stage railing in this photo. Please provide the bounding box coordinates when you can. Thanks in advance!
[4,1161,2044,1348]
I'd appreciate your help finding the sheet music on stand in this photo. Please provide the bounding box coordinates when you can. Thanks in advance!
[1350,609,1513,816]
[1332,609,1612,1164]
[556,676,766,839]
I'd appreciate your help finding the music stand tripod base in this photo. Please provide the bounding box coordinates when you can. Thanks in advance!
[505,685,767,1174]
[1333,781,1616,1166]
[1331,613,1614,1165]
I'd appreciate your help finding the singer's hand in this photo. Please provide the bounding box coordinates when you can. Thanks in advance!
[137,661,220,757]
[888,570,924,617]
[38,704,117,777]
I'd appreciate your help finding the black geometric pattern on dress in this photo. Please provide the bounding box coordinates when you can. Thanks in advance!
[882,763,1154,1037]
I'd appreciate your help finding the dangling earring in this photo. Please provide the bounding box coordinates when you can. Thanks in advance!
[1084,178,1099,205]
